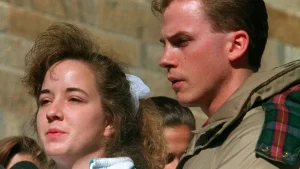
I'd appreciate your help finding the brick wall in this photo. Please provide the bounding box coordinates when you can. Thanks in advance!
[0,0,174,138]
[0,0,299,138]
[261,1,300,70]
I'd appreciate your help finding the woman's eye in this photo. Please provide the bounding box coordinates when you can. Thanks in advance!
[39,99,50,106]
[70,97,82,103]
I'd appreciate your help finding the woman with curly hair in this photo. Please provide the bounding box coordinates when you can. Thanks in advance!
[22,22,167,169]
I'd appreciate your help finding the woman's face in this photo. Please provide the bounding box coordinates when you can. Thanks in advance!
[37,59,114,163]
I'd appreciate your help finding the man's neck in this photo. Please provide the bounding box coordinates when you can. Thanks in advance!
[205,69,253,118]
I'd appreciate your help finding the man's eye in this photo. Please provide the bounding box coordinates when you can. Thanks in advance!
[174,39,189,47]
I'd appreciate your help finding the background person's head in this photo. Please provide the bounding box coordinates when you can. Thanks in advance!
[150,0,268,115]
[0,136,47,168]
[23,22,166,169]
[151,96,195,169]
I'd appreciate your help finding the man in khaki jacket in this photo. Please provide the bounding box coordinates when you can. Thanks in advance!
[151,0,300,168]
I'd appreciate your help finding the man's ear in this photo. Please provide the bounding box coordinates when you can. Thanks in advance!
[227,30,249,62]
[103,115,115,137]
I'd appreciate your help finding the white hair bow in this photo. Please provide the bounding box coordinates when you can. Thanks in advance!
[126,74,151,113]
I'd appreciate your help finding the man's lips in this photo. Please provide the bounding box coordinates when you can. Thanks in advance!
[172,80,183,90]
[168,75,181,84]
[168,76,183,90]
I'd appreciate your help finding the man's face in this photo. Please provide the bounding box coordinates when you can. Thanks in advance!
[159,0,231,108]
[163,125,192,169]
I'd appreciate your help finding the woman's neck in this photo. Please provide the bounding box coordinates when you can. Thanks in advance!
[54,149,105,169]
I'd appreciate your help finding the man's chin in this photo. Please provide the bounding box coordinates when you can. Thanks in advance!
[177,94,203,108]
[177,96,193,107]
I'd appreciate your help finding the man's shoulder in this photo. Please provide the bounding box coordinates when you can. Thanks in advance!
[256,84,300,166]
[179,107,285,169]
[229,84,300,167]
[178,84,300,169]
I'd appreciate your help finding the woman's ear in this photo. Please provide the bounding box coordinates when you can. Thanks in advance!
[227,30,249,62]
[103,125,115,137]
[103,115,115,137]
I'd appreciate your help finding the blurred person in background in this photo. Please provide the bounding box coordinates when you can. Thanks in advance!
[0,135,47,168]
[151,96,195,169]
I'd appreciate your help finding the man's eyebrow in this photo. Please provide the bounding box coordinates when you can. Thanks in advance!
[66,87,89,97]
[160,31,190,43]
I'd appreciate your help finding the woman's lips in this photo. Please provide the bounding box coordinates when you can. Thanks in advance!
[46,128,66,137]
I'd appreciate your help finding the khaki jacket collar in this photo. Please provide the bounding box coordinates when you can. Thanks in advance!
[192,59,300,149]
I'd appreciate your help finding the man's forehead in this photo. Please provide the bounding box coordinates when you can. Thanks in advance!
[160,0,203,39]
[162,0,202,24]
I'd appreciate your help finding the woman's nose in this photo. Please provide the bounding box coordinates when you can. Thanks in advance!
[46,101,64,122]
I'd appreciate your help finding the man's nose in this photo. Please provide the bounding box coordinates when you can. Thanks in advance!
[159,46,178,69]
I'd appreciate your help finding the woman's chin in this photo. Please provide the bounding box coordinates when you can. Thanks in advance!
[45,145,68,157]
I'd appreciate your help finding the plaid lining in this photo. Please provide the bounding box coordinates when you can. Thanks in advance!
[256,84,300,165]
